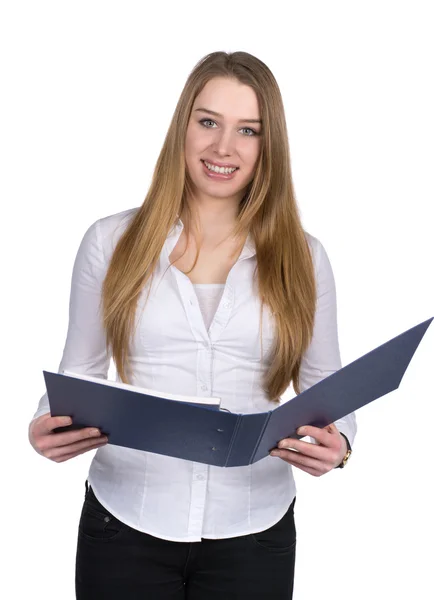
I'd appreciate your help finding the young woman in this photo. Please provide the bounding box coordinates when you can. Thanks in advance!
[29,51,356,599]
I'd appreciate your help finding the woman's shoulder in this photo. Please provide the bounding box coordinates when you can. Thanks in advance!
[77,207,140,266]
[303,230,323,262]
[303,230,334,278]
[98,206,140,238]
[89,206,140,254]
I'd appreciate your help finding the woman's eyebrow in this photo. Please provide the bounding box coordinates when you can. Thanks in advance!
[194,107,262,124]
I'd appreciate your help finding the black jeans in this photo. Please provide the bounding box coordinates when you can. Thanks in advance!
[76,482,296,599]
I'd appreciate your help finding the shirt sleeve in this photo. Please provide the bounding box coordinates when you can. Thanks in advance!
[299,236,357,447]
[31,218,111,422]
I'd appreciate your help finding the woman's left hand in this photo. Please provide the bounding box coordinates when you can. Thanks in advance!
[270,423,348,477]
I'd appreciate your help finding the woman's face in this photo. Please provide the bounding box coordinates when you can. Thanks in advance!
[185,77,262,206]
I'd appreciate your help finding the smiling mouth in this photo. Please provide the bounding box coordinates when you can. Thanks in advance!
[201,160,239,175]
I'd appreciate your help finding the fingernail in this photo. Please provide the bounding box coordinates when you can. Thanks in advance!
[270,450,279,457]
[89,429,100,436]
[297,427,305,435]
[63,417,72,425]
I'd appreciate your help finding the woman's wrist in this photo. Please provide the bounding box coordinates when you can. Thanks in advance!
[336,432,352,468]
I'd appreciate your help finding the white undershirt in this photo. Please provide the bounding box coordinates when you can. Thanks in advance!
[192,283,226,331]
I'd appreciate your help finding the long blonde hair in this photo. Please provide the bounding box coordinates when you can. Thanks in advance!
[101,51,316,402]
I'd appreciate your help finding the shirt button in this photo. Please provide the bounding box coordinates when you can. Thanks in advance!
[201,384,207,391]
[223,302,231,308]
[196,474,205,481]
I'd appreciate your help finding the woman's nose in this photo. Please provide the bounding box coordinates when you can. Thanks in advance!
[213,129,235,156]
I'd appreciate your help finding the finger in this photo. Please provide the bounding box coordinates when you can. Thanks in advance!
[326,423,340,435]
[43,436,109,461]
[297,425,335,446]
[50,427,104,449]
[271,449,324,476]
[36,427,104,453]
[50,440,109,463]
[295,465,322,477]
[277,437,334,460]
[33,415,72,436]
[272,445,339,472]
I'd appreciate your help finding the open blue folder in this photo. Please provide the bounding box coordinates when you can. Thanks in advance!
[45,317,433,467]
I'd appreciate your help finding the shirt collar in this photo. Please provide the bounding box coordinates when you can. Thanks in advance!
[166,217,256,260]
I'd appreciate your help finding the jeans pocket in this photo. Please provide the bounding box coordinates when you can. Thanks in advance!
[79,487,125,542]
[248,498,296,553]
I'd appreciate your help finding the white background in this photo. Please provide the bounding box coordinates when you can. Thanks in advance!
[1,1,433,598]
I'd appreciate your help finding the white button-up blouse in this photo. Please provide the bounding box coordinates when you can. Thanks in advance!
[32,207,356,542]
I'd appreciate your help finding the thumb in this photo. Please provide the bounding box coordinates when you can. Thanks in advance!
[33,414,71,436]
[326,422,339,435]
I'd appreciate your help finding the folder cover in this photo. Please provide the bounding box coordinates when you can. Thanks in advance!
[45,317,433,467]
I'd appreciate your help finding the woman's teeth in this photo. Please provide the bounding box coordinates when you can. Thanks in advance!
[203,160,237,175]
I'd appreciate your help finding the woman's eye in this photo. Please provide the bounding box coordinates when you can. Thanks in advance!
[239,127,257,136]
[200,119,217,128]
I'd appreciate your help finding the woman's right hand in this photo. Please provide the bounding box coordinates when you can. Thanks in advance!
[28,414,109,463]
